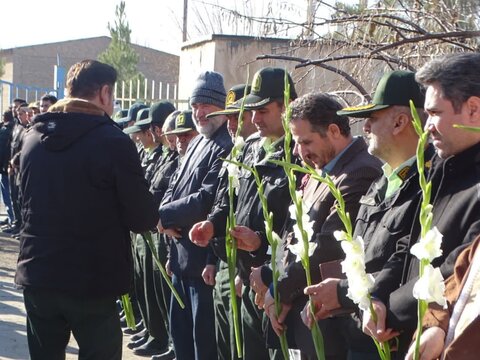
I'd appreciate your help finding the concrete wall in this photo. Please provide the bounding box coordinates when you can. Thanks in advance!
[179,35,394,135]
[179,35,390,102]
[178,39,217,103]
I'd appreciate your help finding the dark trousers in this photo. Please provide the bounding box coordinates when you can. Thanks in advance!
[241,285,269,360]
[0,173,14,223]
[152,233,172,343]
[133,233,168,347]
[170,274,217,360]
[8,173,20,227]
[23,287,121,360]
[214,261,242,360]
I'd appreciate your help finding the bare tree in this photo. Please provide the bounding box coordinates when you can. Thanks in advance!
[184,0,480,100]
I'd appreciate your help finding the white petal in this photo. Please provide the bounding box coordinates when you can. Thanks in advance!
[289,203,297,220]
[412,264,446,307]
[334,230,347,241]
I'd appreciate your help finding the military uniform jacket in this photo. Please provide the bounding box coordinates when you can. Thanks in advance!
[208,133,296,283]
[159,122,232,278]
[338,144,436,309]
[372,141,480,343]
[333,145,434,352]
[149,149,179,208]
[142,145,163,185]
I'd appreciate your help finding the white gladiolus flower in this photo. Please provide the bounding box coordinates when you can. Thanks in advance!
[293,218,314,245]
[334,230,347,241]
[227,163,241,194]
[412,264,447,308]
[346,272,375,311]
[341,253,366,275]
[341,236,365,257]
[287,241,317,263]
[410,226,443,262]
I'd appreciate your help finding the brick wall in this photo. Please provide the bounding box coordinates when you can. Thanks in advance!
[0,36,179,91]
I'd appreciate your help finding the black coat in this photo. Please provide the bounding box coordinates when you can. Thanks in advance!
[372,142,480,353]
[15,99,158,298]
[159,122,233,278]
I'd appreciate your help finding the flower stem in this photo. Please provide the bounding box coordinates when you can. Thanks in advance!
[226,177,243,358]
[120,293,136,330]
[271,241,290,360]
[142,232,185,309]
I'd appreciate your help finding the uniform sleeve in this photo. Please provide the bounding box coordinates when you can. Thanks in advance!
[112,135,159,233]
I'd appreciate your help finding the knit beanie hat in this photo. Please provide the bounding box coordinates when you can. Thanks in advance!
[189,71,226,109]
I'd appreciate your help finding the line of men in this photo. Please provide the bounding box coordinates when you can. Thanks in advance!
[14,52,480,360]
[180,53,480,360]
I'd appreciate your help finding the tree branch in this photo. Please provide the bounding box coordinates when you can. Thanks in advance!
[256,54,372,101]
[370,30,480,55]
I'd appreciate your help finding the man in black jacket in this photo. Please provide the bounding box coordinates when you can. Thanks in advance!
[15,59,158,360]
[363,53,480,356]
[190,67,298,359]
[158,71,232,360]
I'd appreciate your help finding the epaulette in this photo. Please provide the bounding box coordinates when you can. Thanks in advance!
[397,165,411,181]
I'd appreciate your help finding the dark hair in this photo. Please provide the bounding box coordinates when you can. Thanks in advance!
[416,53,480,113]
[290,92,351,136]
[3,110,13,122]
[13,98,26,104]
[66,59,117,99]
[41,94,58,104]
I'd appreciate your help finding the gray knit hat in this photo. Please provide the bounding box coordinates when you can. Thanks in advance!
[189,71,226,109]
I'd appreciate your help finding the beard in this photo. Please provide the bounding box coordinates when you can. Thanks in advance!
[195,116,225,138]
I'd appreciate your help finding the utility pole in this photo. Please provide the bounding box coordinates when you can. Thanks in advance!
[305,0,315,39]
[183,0,188,42]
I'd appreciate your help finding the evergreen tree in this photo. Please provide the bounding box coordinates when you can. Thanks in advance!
[99,1,141,83]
